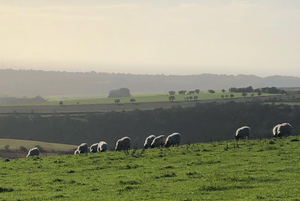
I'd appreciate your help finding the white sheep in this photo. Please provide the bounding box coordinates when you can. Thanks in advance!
[77,143,88,153]
[98,141,108,152]
[26,147,40,157]
[150,135,167,148]
[115,137,131,151]
[143,135,156,149]
[89,143,98,153]
[273,123,292,137]
[165,133,181,147]
[235,126,250,140]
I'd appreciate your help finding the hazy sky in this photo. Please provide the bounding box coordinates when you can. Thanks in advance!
[0,0,299,77]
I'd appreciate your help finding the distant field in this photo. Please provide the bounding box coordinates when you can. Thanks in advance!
[5,91,277,106]
[1,136,300,200]
[0,138,77,152]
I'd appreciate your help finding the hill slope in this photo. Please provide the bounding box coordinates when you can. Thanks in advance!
[1,69,300,96]
[1,136,300,200]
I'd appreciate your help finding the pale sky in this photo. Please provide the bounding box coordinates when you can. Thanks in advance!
[0,0,299,77]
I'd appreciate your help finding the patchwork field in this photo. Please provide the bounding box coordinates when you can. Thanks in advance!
[1,136,300,200]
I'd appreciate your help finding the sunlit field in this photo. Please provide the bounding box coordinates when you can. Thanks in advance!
[1,136,300,200]
[12,91,277,106]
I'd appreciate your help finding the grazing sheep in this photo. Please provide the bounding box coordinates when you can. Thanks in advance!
[77,143,88,153]
[143,135,156,149]
[273,123,292,137]
[235,126,250,140]
[115,137,131,151]
[26,147,39,157]
[165,133,181,147]
[89,143,98,153]
[150,135,167,148]
[98,141,108,152]
[273,124,281,137]
[74,149,79,155]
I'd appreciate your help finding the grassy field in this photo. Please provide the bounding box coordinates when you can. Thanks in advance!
[0,139,77,152]
[1,136,300,200]
[8,91,278,106]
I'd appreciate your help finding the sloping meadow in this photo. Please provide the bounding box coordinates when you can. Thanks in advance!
[1,137,300,200]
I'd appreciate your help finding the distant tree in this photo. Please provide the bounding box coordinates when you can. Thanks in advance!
[130,98,136,104]
[225,94,229,98]
[208,89,215,94]
[114,99,120,104]
[195,89,200,94]
[230,94,235,98]
[59,101,63,106]
[108,88,131,98]
[242,92,247,97]
[178,90,187,95]
[19,146,27,152]
[187,91,195,95]
[4,145,10,151]
[258,91,262,96]
[189,96,193,101]
[169,96,175,102]
[298,90,300,94]
[222,89,225,93]
[221,95,224,99]
[169,91,176,95]
[251,93,255,98]
[194,96,198,101]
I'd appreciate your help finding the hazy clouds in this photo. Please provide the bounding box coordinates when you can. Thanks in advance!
[0,0,299,76]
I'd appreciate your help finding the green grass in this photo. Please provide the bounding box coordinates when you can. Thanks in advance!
[5,91,277,106]
[1,136,300,200]
[0,138,77,152]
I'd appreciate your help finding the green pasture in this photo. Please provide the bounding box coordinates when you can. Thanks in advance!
[12,91,276,106]
[0,138,77,152]
[1,136,300,200]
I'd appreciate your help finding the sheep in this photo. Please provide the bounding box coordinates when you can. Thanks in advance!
[150,135,167,148]
[273,123,292,137]
[273,124,281,137]
[143,135,156,149]
[165,133,181,147]
[115,137,131,151]
[77,143,88,153]
[74,149,79,155]
[26,147,39,157]
[89,143,98,153]
[235,126,250,140]
[98,141,108,152]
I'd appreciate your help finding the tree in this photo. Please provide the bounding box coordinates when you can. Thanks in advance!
[169,96,175,102]
[230,94,235,98]
[222,89,225,93]
[130,98,136,104]
[114,99,120,104]
[108,88,131,98]
[208,89,215,94]
[258,91,262,96]
[59,101,63,106]
[225,94,229,98]
[169,91,176,95]
[179,90,187,95]
[187,91,195,95]
[194,96,198,101]
[242,92,247,97]
[251,93,254,98]
[221,95,224,99]
[189,96,193,101]
[195,89,200,94]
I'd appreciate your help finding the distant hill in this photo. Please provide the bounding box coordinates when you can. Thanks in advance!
[1,69,300,96]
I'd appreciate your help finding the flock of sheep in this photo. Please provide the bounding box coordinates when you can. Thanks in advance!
[26,122,293,157]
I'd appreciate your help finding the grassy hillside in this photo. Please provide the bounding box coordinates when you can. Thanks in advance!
[1,136,300,200]
[4,91,278,106]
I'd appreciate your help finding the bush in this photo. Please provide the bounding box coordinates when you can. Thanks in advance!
[19,146,28,152]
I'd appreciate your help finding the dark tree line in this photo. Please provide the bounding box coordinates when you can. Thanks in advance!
[0,101,299,149]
